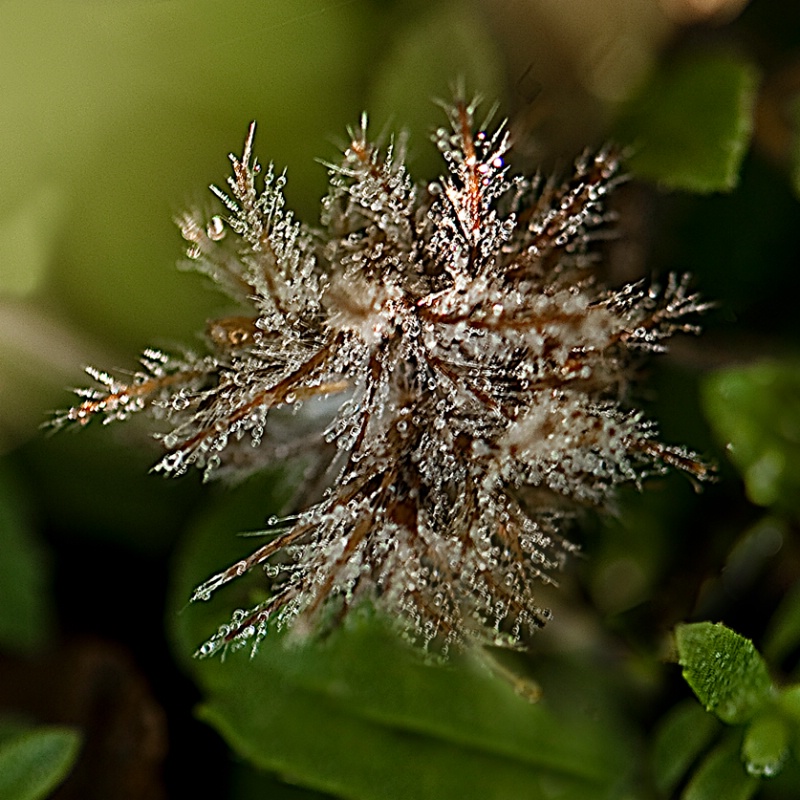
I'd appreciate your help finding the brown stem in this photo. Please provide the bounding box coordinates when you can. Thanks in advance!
[171,332,344,460]
[69,368,206,425]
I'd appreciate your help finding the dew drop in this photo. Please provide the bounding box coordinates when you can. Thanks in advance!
[207,216,226,241]
[197,641,216,657]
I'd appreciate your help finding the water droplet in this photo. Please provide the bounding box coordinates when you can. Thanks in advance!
[207,216,226,241]
[197,641,216,657]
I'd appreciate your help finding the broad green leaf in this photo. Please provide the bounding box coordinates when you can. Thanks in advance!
[198,614,630,783]
[0,462,53,653]
[702,361,800,514]
[652,700,720,796]
[741,712,789,778]
[615,51,757,192]
[676,623,773,724]
[682,737,758,800]
[0,726,81,800]
[169,473,637,800]
[201,685,603,800]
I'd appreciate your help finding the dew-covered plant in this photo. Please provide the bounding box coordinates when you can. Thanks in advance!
[53,98,711,658]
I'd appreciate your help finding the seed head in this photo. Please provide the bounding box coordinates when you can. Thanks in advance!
[53,98,711,657]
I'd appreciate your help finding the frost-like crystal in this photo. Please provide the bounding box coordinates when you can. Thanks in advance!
[53,98,712,657]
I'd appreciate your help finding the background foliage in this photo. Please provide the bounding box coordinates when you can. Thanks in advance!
[1,0,800,797]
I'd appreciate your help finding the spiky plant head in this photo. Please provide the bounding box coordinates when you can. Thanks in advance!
[53,97,711,657]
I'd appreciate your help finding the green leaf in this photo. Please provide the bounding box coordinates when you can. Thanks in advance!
[194,626,636,800]
[741,712,790,778]
[169,474,637,800]
[652,700,720,796]
[682,737,759,800]
[0,461,53,653]
[585,478,694,617]
[0,185,64,299]
[230,761,336,800]
[701,361,800,514]
[777,685,800,724]
[615,51,758,192]
[763,577,800,667]
[200,688,594,800]
[0,726,81,800]
[676,623,773,724]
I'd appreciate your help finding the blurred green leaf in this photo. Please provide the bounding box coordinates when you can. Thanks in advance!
[615,51,757,192]
[169,473,636,800]
[0,462,53,653]
[702,361,800,514]
[0,725,81,800]
[652,700,720,796]
[0,715,38,742]
[777,685,800,725]
[676,623,773,725]
[0,185,64,299]
[230,760,336,800]
[682,737,758,800]
[196,616,633,796]
[200,687,605,800]
[585,478,695,617]
[741,712,789,778]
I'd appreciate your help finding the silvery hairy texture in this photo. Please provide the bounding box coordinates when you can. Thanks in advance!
[54,98,711,658]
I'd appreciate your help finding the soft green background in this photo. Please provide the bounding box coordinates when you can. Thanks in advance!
[2,0,800,798]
